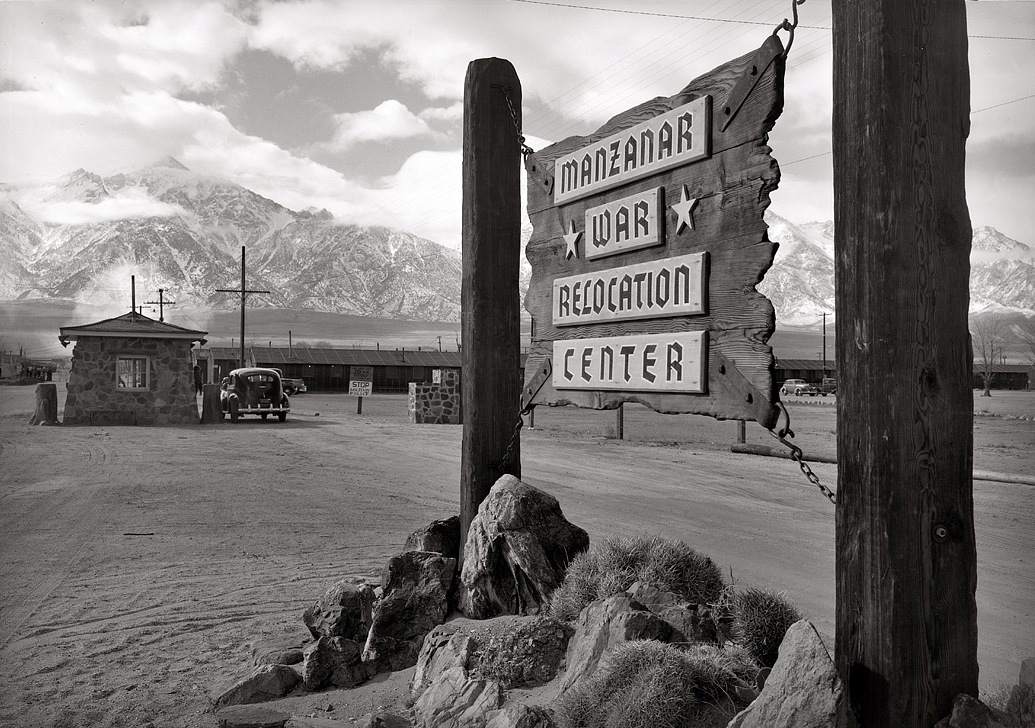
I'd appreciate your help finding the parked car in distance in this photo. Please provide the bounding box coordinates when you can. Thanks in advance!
[282,377,307,395]
[780,378,820,397]
[820,377,837,396]
[221,367,290,422]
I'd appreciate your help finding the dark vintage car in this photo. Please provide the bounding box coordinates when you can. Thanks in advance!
[282,377,307,395]
[221,367,290,422]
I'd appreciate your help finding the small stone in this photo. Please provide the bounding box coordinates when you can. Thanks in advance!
[215,704,290,728]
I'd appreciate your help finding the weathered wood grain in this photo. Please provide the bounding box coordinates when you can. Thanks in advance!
[460,58,523,553]
[524,41,785,427]
[833,2,977,725]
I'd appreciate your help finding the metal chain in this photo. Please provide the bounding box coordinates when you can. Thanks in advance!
[491,84,535,158]
[767,401,837,506]
[497,405,532,474]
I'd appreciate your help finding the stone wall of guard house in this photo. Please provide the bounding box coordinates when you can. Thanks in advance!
[64,336,198,425]
[408,368,461,425]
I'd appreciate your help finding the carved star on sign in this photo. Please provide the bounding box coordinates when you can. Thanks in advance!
[563,219,582,259]
[671,185,699,234]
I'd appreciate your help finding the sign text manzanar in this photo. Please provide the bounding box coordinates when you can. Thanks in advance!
[523,37,787,426]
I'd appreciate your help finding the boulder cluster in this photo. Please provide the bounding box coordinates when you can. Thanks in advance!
[209,476,1035,728]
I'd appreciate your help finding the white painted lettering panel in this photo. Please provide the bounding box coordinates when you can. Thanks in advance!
[584,187,665,259]
[553,252,707,327]
[552,331,706,393]
[554,96,711,205]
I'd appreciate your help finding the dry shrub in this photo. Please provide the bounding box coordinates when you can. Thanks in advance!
[555,640,758,728]
[721,587,801,668]
[549,535,725,622]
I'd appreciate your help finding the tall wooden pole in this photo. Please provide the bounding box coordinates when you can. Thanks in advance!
[460,58,522,552]
[216,246,269,370]
[833,2,977,725]
[240,246,246,368]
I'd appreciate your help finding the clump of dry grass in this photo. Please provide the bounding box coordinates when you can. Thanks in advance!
[549,535,725,623]
[719,586,801,668]
[554,640,758,728]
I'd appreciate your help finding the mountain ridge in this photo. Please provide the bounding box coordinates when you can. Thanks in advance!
[2,160,1032,325]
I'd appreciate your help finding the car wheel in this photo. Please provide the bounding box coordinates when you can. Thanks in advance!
[278,412,287,422]
[795,388,803,396]
[261,413,268,420]
[780,387,788,396]
[821,392,827,397]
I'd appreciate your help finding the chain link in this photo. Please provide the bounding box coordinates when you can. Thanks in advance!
[498,406,532,474]
[767,401,837,506]
[492,84,535,158]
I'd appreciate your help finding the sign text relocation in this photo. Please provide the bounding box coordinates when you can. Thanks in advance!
[553,252,706,326]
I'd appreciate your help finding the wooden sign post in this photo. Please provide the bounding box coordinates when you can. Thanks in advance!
[523,37,787,428]
[833,2,977,724]
[459,58,523,553]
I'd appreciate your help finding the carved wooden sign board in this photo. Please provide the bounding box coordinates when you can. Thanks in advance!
[522,36,786,428]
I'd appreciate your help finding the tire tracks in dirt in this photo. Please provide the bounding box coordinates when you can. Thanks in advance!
[0,434,128,650]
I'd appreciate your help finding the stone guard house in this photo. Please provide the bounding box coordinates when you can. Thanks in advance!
[59,311,207,425]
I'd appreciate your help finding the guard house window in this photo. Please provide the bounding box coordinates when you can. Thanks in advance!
[116,356,149,390]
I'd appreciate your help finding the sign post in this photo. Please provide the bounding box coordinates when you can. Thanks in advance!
[348,366,373,415]
[459,58,523,555]
[523,37,787,427]
[833,2,977,723]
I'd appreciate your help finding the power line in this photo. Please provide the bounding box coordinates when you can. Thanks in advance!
[505,0,831,29]
[973,92,1035,113]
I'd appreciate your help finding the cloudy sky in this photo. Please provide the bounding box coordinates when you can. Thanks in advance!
[1,0,1033,249]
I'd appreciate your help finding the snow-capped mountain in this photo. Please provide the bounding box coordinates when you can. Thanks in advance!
[1,160,1031,326]
[761,212,1035,326]
[0,159,461,321]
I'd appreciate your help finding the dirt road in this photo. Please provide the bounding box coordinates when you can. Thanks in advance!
[0,386,1032,727]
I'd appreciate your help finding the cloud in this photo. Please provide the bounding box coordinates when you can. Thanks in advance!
[0,0,248,98]
[323,100,436,151]
[29,188,187,225]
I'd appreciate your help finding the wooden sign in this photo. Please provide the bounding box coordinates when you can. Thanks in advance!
[584,188,665,259]
[523,37,786,427]
[554,96,711,204]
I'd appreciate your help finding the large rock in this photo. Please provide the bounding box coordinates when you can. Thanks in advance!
[300,636,371,691]
[363,550,457,670]
[406,516,462,560]
[412,625,476,695]
[484,705,557,728]
[302,580,375,641]
[625,581,721,644]
[1008,657,1035,728]
[556,594,672,695]
[413,665,504,728]
[933,695,1007,728]
[413,616,572,695]
[210,664,301,709]
[726,620,843,728]
[458,475,589,619]
[251,639,304,667]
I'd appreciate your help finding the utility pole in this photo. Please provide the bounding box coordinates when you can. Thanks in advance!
[216,246,270,369]
[833,2,976,725]
[144,289,176,322]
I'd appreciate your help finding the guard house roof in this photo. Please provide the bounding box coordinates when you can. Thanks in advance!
[59,311,208,347]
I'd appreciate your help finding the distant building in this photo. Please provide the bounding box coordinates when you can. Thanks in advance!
[59,311,207,425]
[201,345,469,393]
